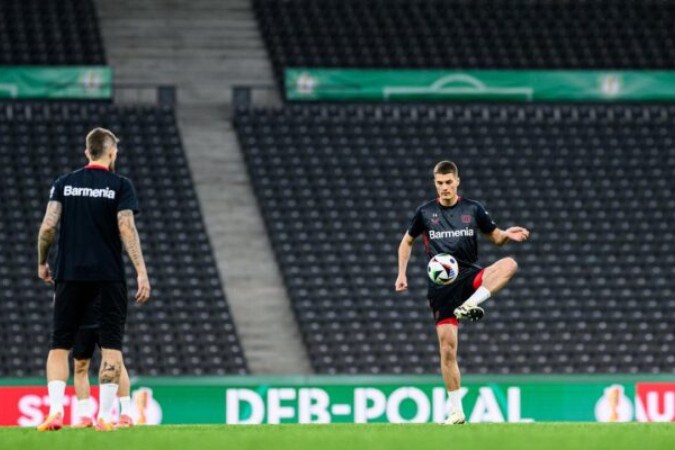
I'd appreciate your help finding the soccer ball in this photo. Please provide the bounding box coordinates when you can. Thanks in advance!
[427,253,459,285]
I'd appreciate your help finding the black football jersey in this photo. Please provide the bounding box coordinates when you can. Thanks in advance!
[48,164,139,281]
[408,196,497,287]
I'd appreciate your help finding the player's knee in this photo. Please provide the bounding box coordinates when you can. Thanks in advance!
[439,341,457,361]
[74,359,90,375]
[503,257,518,276]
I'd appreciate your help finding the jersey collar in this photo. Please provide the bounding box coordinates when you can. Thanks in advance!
[436,196,462,208]
[84,163,110,171]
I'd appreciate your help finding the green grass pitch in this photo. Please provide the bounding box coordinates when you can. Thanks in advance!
[2,423,673,450]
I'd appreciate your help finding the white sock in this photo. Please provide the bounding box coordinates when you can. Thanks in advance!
[77,398,92,418]
[98,384,119,422]
[47,380,66,416]
[119,396,132,416]
[465,286,491,306]
[449,389,464,415]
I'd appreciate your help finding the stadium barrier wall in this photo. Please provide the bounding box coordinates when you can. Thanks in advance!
[0,67,111,99]
[285,69,675,102]
[1,375,674,426]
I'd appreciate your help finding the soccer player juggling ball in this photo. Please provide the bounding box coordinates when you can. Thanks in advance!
[395,161,529,424]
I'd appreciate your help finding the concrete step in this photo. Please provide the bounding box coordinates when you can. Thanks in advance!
[96,0,311,374]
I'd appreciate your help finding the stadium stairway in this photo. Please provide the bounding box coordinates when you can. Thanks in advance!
[95,0,311,373]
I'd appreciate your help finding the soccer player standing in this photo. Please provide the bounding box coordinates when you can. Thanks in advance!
[395,161,529,424]
[36,128,150,431]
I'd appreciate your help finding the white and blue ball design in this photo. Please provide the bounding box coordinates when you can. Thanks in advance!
[427,253,459,285]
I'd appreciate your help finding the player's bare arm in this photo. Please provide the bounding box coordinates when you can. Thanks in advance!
[37,201,62,284]
[395,232,416,292]
[486,226,530,247]
[117,209,151,303]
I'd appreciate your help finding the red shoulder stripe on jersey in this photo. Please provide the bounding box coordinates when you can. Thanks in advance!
[84,164,109,171]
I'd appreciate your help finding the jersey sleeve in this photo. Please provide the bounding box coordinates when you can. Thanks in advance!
[117,178,140,215]
[48,177,64,203]
[476,202,497,234]
[407,207,426,238]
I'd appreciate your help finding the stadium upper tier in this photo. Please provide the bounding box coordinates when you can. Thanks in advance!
[235,102,675,375]
[255,0,675,82]
[0,102,248,376]
[0,0,105,65]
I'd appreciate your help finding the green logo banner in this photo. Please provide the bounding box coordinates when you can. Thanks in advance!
[285,69,675,102]
[2,375,674,425]
[0,67,112,99]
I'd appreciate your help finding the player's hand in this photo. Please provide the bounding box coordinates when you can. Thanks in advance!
[38,263,53,285]
[135,273,151,304]
[505,226,530,242]
[395,275,408,292]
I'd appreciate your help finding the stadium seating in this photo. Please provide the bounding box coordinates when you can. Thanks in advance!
[255,0,675,82]
[235,102,675,375]
[0,102,248,376]
[0,0,105,65]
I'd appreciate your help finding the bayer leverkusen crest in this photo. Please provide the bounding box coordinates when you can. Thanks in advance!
[461,215,472,224]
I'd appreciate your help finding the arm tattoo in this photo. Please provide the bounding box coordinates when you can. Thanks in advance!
[117,210,148,275]
[37,201,62,264]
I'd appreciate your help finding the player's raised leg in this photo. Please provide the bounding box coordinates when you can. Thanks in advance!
[480,257,519,294]
[436,323,466,425]
[454,257,518,321]
[36,349,68,431]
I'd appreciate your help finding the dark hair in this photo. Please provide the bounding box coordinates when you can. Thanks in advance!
[86,128,119,159]
[433,160,459,176]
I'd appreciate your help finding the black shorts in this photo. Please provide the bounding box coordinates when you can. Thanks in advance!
[428,267,484,326]
[72,327,100,360]
[71,294,101,359]
[51,281,128,351]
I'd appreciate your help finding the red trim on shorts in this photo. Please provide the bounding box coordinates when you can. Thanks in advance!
[84,164,110,171]
[472,269,485,290]
[436,318,459,327]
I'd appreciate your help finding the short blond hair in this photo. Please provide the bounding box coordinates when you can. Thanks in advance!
[86,128,119,159]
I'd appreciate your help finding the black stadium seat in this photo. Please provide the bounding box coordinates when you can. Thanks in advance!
[0,102,248,376]
[255,0,675,84]
[235,102,675,375]
[0,0,105,65]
